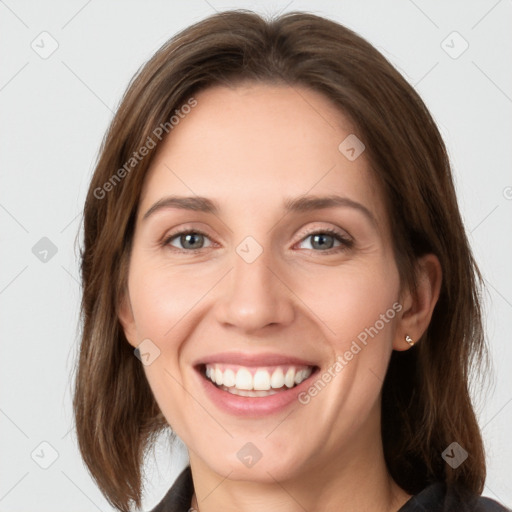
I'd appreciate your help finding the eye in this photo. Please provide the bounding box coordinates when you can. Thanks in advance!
[162,227,353,254]
[296,228,353,253]
[164,230,213,251]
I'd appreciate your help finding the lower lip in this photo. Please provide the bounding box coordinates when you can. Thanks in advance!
[196,366,318,416]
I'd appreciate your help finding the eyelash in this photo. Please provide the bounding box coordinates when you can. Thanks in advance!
[162,227,353,255]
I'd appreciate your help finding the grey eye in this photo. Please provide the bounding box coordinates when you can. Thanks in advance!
[309,233,337,250]
[298,232,344,251]
[168,231,212,250]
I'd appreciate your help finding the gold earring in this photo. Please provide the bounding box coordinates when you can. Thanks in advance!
[405,335,415,347]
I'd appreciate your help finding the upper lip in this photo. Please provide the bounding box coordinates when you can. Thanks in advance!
[193,351,318,368]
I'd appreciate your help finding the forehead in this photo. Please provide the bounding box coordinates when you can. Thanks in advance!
[139,84,386,225]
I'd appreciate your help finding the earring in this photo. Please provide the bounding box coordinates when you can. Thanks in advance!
[405,335,415,347]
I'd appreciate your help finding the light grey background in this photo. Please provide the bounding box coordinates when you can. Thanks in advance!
[1,0,511,510]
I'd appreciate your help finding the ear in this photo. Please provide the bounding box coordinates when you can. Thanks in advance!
[393,253,442,351]
[118,291,138,348]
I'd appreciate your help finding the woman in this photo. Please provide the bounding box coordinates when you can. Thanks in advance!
[73,9,510,512]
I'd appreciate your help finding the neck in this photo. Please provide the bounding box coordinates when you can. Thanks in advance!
[187,405,411,512]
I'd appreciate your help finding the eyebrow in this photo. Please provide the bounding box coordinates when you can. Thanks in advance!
[142,194,377,226]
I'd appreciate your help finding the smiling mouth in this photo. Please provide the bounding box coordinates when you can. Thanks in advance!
[199,363,318,397]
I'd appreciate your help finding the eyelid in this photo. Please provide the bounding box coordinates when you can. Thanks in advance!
[294,223,353,243]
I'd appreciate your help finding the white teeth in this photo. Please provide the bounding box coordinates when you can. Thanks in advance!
[223,368,236,387]
[253,369,271,390]
[295,367,313,384]
[285,367,295,388]
[270,367,284,389]
[235,368,253,390]
[204,364,314,392]
[219,385,279,397]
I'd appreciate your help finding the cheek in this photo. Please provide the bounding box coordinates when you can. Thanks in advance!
[293,263,400,432]
[126,258,221,420]
[128,259,215,339]
[293,259,401,349]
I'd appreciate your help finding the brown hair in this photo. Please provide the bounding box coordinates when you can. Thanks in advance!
[73,9,491,511]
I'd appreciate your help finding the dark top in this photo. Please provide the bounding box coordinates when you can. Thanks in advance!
[150,466,511,512]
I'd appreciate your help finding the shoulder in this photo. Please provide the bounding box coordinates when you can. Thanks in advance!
[149,466,194,512]
[399,481,511,512]
[447,483,511,512]
[472,496,512,512]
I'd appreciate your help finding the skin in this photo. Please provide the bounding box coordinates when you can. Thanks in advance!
[119,83,442,512]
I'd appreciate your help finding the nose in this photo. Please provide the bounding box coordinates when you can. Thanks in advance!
[214,245,295,334]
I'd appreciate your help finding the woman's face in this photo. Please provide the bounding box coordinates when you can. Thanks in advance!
[120,83,407,483]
